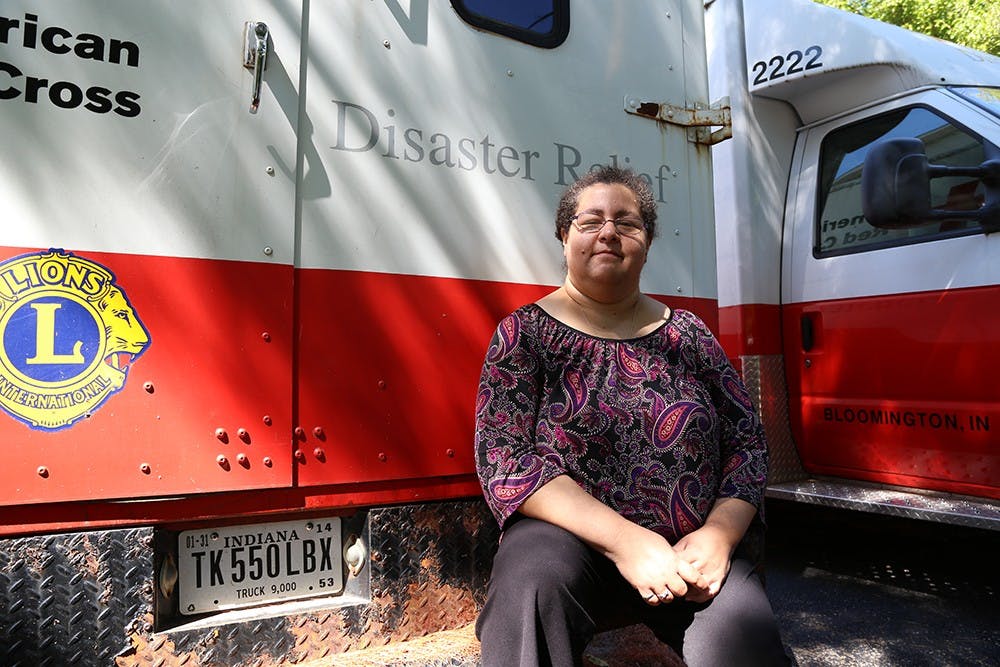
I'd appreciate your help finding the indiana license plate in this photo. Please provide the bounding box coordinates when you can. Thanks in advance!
[178,517,343,615]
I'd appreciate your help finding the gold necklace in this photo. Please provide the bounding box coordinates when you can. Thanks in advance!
[565,290,641,339]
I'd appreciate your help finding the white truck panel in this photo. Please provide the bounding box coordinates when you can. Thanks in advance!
[297,0,717,299]
[706,0,798,309]
[1,0,301,265]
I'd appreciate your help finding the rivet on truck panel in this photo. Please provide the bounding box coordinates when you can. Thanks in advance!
[37,466,49,478]
[215,428,228,443]
[140,463,151,474]
[143,382,154,393]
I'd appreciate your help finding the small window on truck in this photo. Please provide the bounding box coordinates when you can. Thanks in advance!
[814,107,991,257]
[451,0,569,48]
[951,86,1000,119]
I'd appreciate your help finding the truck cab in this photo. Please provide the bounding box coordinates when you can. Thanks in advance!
[708,0,1000,518]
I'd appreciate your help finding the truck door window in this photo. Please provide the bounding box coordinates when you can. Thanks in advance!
[815,107,989,257]
[451,0,569,47]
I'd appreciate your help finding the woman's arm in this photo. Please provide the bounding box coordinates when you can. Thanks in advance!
[671,313,767,601]
[520,474,706,603]
[475,311,565,527]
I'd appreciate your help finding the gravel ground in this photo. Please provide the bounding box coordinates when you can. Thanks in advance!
[765,500,999,666]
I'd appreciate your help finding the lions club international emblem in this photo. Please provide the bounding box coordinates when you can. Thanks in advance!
[0,249,150,431]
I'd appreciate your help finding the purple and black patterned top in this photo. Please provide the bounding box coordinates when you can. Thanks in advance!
[474,304,767,543]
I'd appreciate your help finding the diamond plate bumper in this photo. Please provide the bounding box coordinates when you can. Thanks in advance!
[0,500,499,666]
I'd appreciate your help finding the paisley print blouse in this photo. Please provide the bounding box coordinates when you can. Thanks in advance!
[474,304,767,543]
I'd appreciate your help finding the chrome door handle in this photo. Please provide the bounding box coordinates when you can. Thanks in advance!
[243,21,270,113]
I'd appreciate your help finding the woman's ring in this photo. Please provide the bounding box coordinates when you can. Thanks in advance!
[643,592,657,601]
[657,591,671,600]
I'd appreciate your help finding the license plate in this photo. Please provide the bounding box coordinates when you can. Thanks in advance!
[178,517,343,615]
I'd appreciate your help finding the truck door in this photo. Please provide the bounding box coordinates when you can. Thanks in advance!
[290,0,719,489]
[0,1,300,504]
[782,88,1000,498]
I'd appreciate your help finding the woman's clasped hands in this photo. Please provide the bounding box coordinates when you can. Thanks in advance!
[609,521,732,606]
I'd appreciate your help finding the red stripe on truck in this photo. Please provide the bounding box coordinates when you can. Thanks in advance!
[0,248,718,529]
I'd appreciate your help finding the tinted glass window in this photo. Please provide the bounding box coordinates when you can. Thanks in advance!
[951,86,1000,119]
[816,107,987,256]
[451,0,569,48]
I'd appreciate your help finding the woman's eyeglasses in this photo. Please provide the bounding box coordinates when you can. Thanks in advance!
[570,214,646,237]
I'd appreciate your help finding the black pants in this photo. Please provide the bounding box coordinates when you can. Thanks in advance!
[476,518,790,667]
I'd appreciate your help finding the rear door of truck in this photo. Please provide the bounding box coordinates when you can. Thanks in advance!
[0,0,299,506]
[291,0,720,492]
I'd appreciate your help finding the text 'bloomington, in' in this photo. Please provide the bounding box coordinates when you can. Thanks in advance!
[823,407,990,432]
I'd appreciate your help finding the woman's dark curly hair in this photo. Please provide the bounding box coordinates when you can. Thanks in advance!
[554,165,658,242]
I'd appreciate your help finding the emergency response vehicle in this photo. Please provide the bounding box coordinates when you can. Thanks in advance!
[1,0,997,664]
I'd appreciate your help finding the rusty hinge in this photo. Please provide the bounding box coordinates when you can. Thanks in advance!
[625,96,732,146]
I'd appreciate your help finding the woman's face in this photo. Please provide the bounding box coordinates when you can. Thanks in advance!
[562,182,649,299]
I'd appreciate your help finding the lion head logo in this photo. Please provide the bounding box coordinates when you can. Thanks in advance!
[97,286,150,375]
[0,249,151,430]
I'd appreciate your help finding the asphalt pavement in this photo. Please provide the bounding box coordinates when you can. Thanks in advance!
[763,499,999,666]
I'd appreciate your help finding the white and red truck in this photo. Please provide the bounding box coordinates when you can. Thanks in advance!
[1,0,996,664]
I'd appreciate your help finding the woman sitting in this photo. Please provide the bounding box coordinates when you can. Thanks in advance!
[474,166,789,666]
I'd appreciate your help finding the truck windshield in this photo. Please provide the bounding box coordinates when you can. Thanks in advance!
[951,87,1000,119]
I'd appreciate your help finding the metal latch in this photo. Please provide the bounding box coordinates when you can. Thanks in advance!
[625,96,732,146]
[243,21,270,113]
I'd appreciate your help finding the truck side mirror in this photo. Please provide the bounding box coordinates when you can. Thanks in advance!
[861,138,932,229]
[862,137,1000,232]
